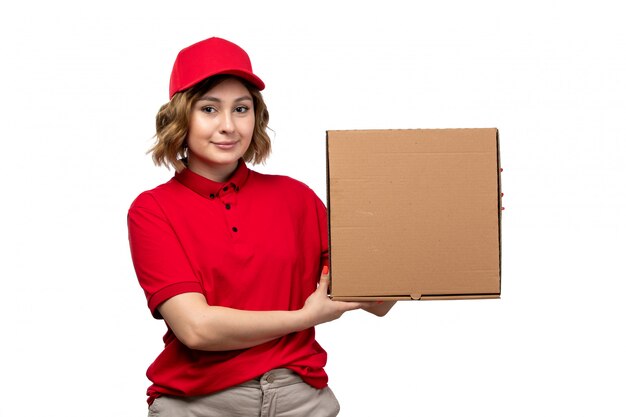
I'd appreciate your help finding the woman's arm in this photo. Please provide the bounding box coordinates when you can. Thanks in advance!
[159,272,367,351]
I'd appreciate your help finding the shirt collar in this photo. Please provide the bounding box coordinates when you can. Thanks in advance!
[174,159,250,200]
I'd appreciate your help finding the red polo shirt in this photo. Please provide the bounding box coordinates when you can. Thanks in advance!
[127,161,330,404]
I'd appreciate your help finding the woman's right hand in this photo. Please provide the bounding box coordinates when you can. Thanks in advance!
[300,267,370,327]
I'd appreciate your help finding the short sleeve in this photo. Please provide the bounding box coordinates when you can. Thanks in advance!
[127,193,202,318]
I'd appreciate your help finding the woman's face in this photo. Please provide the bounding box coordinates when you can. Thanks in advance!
[186,77,255,182]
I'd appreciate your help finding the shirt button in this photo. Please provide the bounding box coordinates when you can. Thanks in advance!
[232,227,238,232]
[209,194,215,199]
[225,203,231,210]
[266,374,275,383]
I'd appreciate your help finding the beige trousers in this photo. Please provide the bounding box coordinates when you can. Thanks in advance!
[148,368,340,417]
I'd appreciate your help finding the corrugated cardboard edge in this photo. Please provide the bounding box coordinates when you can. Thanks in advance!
[496,129,503,298]
[326,128,503,301]
[331,294,501,301]
[325,130,334,295]
[332,295,418,301]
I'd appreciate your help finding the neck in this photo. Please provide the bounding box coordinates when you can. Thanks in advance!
[187,157,239,183]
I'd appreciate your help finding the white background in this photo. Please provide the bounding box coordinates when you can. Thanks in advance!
[1,1,625,416]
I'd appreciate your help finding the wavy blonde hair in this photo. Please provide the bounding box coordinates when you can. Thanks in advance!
[150,75,271,172]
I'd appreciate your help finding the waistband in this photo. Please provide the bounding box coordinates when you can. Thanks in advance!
[240,368,304,389]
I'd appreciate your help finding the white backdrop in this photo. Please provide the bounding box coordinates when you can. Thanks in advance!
[1,1,625,416]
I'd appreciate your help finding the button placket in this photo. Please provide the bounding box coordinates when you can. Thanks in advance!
[219,185,239,237]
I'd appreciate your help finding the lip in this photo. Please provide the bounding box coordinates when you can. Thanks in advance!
[211,141,238,150]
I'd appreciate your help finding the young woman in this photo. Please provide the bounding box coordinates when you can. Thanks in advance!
[127,36,395,417]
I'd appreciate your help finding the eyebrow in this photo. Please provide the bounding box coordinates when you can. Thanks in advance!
[197,95,253,103]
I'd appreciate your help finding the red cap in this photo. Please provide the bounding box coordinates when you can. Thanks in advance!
[168,37,265,99]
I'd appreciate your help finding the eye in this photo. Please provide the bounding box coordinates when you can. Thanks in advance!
[234,105,250,113]
[201,106,217,113]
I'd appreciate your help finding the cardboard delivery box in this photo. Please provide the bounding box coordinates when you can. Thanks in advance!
[326,128,501,301]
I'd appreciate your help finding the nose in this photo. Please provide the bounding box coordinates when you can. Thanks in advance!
[219,112,235,134]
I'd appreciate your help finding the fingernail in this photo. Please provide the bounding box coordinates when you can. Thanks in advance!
[500,168,503,172]
[501,207,505,211]
[501,192,504,197]
[322,266,329,275]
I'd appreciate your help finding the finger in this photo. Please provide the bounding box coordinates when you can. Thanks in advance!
[358,301,378,309]
[335,301,362,312]
[318,275,330,292]
[318,265,330,289]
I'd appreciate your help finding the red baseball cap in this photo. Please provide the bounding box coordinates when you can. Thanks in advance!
[168,37,265,99]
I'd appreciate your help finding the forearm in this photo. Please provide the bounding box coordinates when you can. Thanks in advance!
[160,274,364,352]
[183,306,314,351]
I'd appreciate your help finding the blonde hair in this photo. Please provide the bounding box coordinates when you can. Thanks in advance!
[150,75,271,172]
